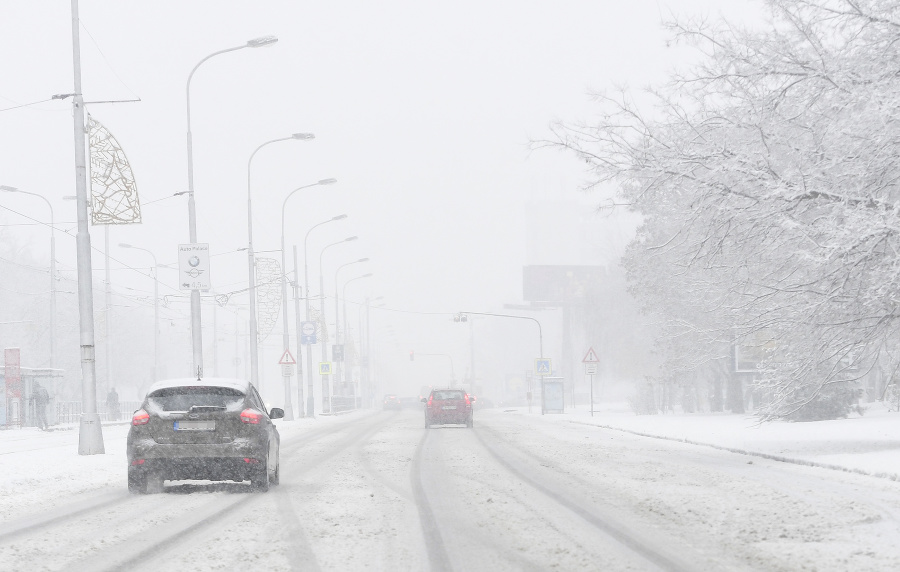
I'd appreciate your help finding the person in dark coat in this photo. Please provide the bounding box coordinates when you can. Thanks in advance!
[33,382,50,430]
[107,387,120,421]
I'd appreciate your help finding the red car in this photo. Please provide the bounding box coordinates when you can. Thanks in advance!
[422,389,473,428]
[382,394,402,410]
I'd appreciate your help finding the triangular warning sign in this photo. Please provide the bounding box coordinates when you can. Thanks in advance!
[582,347,599,363]
[278,349,296,365]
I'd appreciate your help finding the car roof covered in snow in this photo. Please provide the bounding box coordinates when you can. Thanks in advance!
[144,377,251,396]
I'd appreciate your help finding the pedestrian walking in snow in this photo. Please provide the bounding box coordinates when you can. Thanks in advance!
[33,382,50,430]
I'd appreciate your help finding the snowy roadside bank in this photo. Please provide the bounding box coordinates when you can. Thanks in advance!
[497,403,900,482]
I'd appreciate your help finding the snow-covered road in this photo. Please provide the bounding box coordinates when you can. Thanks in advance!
[1,409,900,571]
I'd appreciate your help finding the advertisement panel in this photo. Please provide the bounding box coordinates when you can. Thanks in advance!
[542,378,565,414]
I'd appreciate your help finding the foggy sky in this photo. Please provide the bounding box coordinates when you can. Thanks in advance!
[0,0,763,394]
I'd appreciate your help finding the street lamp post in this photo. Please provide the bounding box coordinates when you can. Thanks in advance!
[279,178,337,420]
[185,35,278,379]
[119,244,159,384]
[69,0,104,454]
[341,273,373,404]
[318,236,357,412]
[246,133,315,389]
[334,258,369,395]
[0,186,55,370]
[303,215,347,417]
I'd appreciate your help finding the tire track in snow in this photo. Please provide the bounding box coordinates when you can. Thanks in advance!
[473,423,697,572]
[119,412,387,572]
[0,413,384,572]
[411,428,453,572]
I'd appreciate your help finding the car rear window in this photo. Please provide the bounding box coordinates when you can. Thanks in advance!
[148,386,245,411]
[432,390,465,400]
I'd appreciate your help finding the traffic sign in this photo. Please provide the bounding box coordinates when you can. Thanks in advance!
[177,243,211,291]
[301,321,317,345]
[584,363,598,375]
[281,364,294,377]
[319,362,333,375]
[534,358,551,376]
[582,347,599,363]
[278,349,296,365]
[333,344,344,362]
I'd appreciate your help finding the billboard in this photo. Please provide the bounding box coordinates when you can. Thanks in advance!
[523,265,606,303]
[734,330,775,373]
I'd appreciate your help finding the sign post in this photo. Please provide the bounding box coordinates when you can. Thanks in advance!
[582,347,599,417]
[534,358,552,415]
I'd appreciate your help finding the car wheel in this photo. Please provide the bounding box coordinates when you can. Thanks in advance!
[270,455,280,486]
[145,472,165,494]
[251,456,270,492]
[466,416,473,428]
[425,417,431,429]
[127,467,146,494]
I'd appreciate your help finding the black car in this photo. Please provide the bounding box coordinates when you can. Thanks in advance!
[127,377,283,493]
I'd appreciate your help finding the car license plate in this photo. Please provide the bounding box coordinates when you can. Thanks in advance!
[174,420,215,431]
[442,405,457,410]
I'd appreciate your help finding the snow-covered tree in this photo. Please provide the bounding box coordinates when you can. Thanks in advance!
[547,0,900,419]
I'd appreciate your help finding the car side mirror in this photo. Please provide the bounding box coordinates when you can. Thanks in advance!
[420,397,427,403]
[269,407,285,420]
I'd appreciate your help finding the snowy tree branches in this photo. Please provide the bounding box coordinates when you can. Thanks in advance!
[546,0,900,419]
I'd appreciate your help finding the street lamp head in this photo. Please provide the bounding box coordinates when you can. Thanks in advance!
[246,35,278,48]
[345,236,358,242]
[361,273,373,278]
[332,214,348,221]
[0,185,19,193]
[357,257,370,263]
[119,243,133,249]
[292,133,315,140]
[318,178,338,185]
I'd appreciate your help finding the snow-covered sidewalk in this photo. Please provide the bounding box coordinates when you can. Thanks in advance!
[519,401,900,481]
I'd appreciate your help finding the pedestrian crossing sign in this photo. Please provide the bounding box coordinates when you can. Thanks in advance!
[319,362,333,375]
[534,358,552,376]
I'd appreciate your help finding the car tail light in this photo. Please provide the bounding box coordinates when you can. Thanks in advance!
[464,394,471,405]
[241,409,262,424]
[243,457,260,464]
[131,459,146,466]
[132,409,150,426]
[427,396,433,406]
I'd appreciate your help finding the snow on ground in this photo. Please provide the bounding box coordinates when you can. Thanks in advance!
[2,402,899,531]
[0,413,353,526]
[515,400,900,481]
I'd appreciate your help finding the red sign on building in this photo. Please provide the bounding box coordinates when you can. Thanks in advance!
[5,348,21,398]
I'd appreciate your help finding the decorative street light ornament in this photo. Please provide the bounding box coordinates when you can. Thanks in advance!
[87,115,142,225]
[255,257,282,343]
[309,305,327,340]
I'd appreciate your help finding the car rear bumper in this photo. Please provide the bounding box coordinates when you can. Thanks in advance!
[129,456,262,481]
[426,412,471,424]
[128,438,265,480]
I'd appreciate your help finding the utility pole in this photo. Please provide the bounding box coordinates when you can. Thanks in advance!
[70,0,104,454]
[104,226,112,401]
[292,246,305,416]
